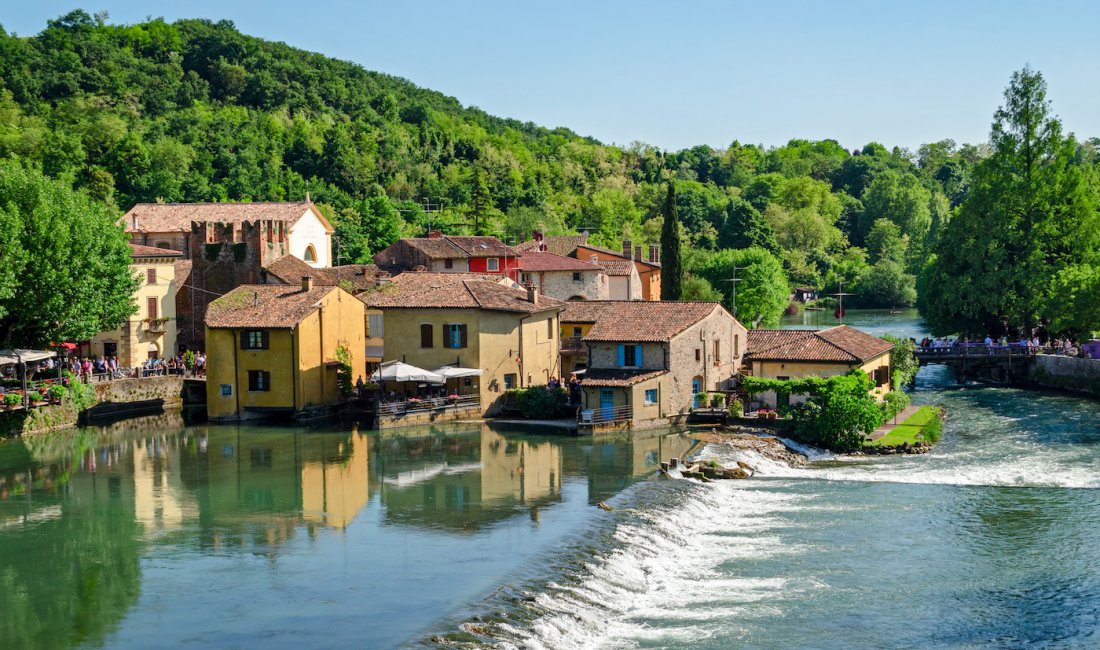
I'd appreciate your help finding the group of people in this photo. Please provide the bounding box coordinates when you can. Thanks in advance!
[547,375,583,405]
[918,335,1083,356]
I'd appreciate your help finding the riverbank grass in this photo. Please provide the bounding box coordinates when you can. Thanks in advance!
[866,406,942,448]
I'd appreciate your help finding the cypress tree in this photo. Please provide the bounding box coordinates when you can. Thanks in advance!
[661,182,683,300]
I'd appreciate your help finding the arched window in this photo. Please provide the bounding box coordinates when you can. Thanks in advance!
[304,244,317,263]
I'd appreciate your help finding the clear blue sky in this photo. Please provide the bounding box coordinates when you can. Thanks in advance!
[5,1,1099,152]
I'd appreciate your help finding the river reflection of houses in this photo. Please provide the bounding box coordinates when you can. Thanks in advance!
[562,431,701,504]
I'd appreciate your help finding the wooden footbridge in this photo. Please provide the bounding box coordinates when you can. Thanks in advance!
[915,345,1044,383]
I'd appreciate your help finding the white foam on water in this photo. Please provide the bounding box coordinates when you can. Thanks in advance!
[490,482,825,650]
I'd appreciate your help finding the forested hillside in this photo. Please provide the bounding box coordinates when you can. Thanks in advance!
[1,11,1097,334]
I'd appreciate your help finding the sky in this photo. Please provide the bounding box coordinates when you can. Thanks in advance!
[5,1,1099,153]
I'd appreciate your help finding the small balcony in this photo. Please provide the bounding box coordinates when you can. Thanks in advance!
[144,318,168,333]
[560,337,585,353]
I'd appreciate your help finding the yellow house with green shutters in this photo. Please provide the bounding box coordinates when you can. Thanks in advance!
[204,277,366,420]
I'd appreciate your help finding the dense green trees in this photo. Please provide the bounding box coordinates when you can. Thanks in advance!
[920,68,1100,337]
[0,15,1096,334]
[696,248,790,327]
[0,159,136,346]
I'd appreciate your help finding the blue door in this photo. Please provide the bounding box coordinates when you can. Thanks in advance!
[692,378,702,408]
[600,388,614,421]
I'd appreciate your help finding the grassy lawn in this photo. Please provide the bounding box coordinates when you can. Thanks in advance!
[867,405,942,447]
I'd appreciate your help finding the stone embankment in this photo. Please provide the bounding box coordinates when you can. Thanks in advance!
[658,429,807,481]
[1027,355,1100,398]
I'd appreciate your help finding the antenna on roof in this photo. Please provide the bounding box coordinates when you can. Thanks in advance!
[720,265,745,318]
[829,279,854,324]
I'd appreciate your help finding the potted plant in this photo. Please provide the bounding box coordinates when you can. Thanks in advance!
[694,392,708,409]
[3,393,19,410]
[710,393,725,409]
[27,391,43,406]
[48,385,65,404]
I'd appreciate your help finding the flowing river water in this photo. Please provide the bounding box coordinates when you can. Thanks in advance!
[1,310,1098,648]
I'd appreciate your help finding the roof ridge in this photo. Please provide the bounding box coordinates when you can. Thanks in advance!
[748,329,818,356]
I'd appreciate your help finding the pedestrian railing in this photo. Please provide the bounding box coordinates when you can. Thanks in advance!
[578,405,632,424]
[378,395,481,416]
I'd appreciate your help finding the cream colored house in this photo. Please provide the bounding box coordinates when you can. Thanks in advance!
[122,200,335,268]
[88,244,183,366]
[360,272,564,417]
[564,301,747,431]
[744,325,894,409]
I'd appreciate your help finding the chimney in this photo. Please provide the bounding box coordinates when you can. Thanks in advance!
[650,245,660,264]
[427,230,443,239]
[253,291,258,307]
[524,281,539,306]
[533,230,543,242]
[375,276,390,288]
[623,240,632,259]
[635,245,642,261]
[302,275,314,291]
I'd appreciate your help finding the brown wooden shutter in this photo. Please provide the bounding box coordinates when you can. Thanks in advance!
[147,268,156,284]
[262,331,270,349]
[459,324,468,348]
[420,324,433,348]
[147,297,158,319]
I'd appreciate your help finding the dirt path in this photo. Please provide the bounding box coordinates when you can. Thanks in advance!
[867,405,920,441]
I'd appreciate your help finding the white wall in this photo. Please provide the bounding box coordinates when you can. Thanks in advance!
[288,209,333,268]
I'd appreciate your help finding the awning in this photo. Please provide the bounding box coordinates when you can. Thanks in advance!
[372,361,444,383]
[0,349,57,364]
[433,366,483,379]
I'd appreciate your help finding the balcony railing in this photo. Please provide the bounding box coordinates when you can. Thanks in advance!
[145,319,167,333]
[378,394,481,416]
[560,337,585,352]
[578,405,633,425]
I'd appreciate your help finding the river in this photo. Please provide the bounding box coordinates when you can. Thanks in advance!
[2,310,1099,649]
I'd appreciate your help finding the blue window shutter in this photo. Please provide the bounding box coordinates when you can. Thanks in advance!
[635,345,642,366]
[617,345,625,367]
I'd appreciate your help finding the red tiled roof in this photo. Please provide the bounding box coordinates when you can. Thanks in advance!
[580,368,667,387]
[560,301,727,342]
[264,255,387,293]
[516,252,603,272]
[745,326,893,363]
[515,235,589,257]
[128,243,183,258]
[205,284,345,329]
[122,201,330,233]
[576,242,661,269]
[597,260,636,277]
[360,272,563,314]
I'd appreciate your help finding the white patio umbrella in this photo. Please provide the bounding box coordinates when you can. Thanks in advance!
[372,361,444,384]
[0,349,55,363]
[433,365,483,379]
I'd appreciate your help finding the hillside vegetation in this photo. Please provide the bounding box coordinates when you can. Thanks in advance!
[1,11,1097,335]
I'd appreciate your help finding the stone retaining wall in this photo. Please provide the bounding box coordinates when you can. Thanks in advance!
[1026,355,1100,398]
[0,376,185,436]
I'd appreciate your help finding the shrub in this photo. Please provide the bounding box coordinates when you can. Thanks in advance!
[514,387,571,419]
[4,393,20,407]
[921,410,943,443]
[710,393,725,408]
[881,390,911,420]
[48,385,65,400]
[728,398,743,416]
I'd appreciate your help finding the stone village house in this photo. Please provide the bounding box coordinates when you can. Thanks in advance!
[561,301,747,431]
[359,272,563,417]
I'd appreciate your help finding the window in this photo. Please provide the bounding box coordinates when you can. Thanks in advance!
[572,272,582,282]
[241,330,269,350]
[695,348,701,362]
[644,389,658,406]
[368,314,384,338]
[420,323,434,348]
[734,335,739,358]
[714,340,721,364]
[248,370,271,392]
[155,241,171,249]
[486,258,499,272]
[146,268,156,285]
[147,297,158,319]
[444,323,467,349]
[547,318,554,339]
[572,326,583,337]
[304,244,317,262]
[444,258,454,269]
[617,344,641,367]
[504,373,517,390]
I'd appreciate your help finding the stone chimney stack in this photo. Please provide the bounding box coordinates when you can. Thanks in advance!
[524,281,539,306]
[302,275,314,291]
[622,240,632,259]
[427,230,443,239]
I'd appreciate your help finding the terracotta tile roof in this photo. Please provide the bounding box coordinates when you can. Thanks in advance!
[128,243,183,258]
[264,255,387,293]
[515,235,589,257]
[206,284,345,329]
[122,201,327,233]
[746,325,893,363]
[580,368,667,387]
[516,252,603,272]
[401,237,468,259]
[173,259,193,288]
[597,260,636,277]
[443,236,513,257]
[560,301,726,342]
[360,272,563,314]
